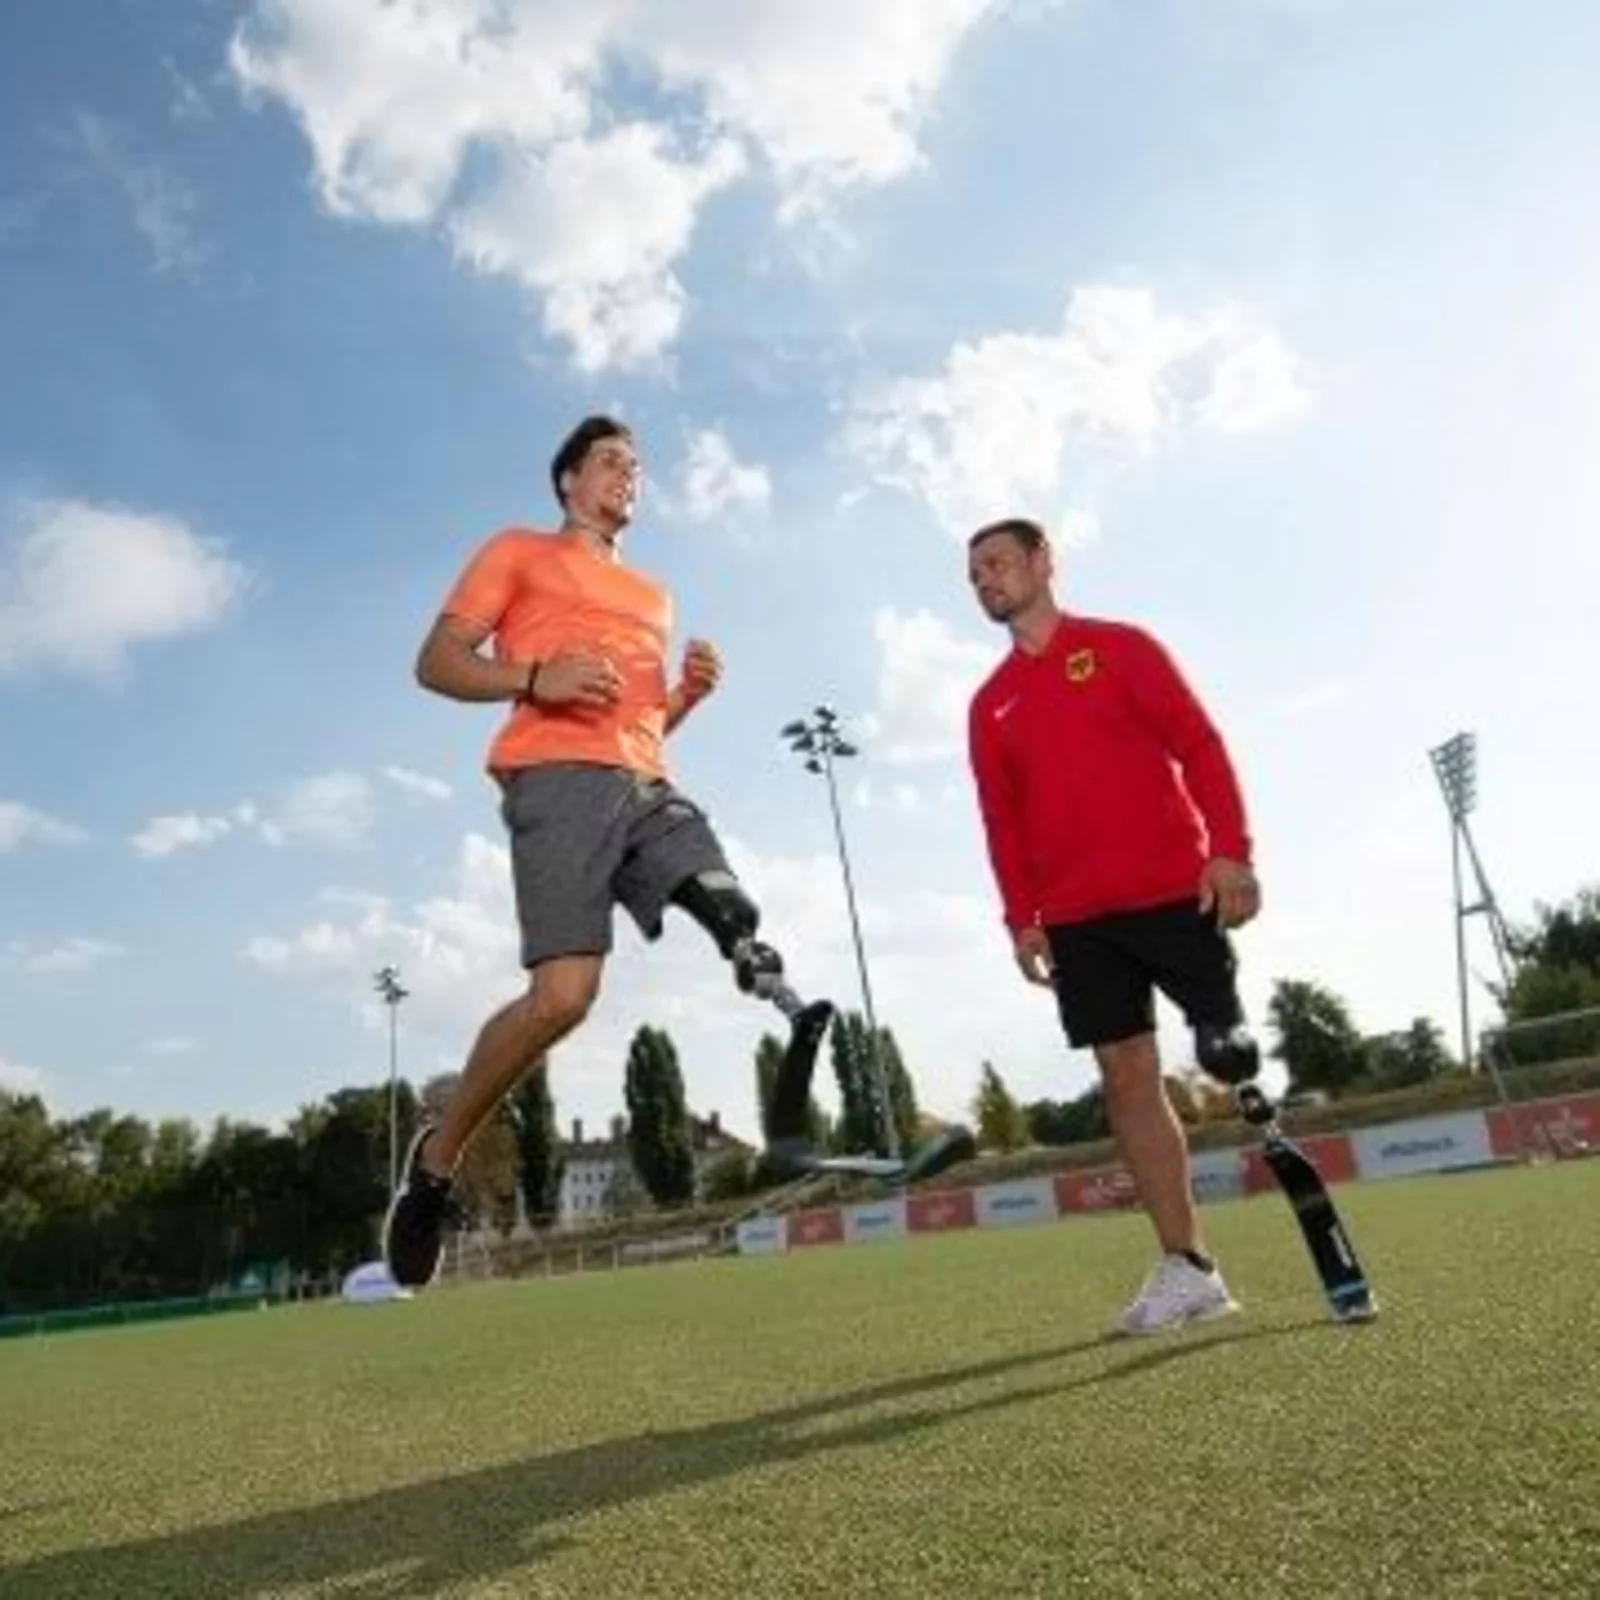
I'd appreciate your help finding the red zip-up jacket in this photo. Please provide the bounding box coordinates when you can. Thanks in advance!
[967,614,1252,932]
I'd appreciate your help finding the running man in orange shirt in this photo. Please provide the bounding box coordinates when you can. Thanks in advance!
[383,415,835,1287]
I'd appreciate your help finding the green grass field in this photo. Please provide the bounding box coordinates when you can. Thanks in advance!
[4,1161,1599,1599]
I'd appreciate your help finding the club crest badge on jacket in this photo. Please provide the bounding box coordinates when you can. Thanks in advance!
[1064,648,1096,684]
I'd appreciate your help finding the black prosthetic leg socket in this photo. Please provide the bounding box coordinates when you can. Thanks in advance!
[670,871,757,960]
[1195,1022,1262,1086]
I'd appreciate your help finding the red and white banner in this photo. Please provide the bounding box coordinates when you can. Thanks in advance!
[1487,1092,1600,1159]
[1055,1164,1138,1214]
[907,1189,977,1234]
[786,1208,844,1248]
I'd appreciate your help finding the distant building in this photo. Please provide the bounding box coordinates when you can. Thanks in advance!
[553,1110,751,1230]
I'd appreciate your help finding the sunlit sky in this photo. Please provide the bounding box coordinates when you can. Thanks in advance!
[3,0,1597,1144]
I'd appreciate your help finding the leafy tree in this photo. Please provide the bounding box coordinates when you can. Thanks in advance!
[1402,1016,1455,1080]
[457,1104,520,1238]
[1506,962,1600,1023]
[510,1060,564,1230]
[973,1061,1030,1151]
[299,1084,414,1274]
[1025,1084,1109,1147]
[1507,885,1600,990]
[829,1011,886,1155]
[1364,1018,1456,1090]
[1266,978,1368,1098]
[1,1078,431,1315]
[701,1148,757,1203]
[1493,885,1600,1064]
[874,1025,921,1155]
[624,1026,696,1207]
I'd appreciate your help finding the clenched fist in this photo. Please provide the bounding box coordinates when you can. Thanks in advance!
[680,638,723,702]
[529,650,622,711]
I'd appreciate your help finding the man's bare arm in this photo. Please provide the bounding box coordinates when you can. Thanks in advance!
[663,685,704,734]
[414,614,529,703]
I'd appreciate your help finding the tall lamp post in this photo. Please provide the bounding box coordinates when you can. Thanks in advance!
[1428,732,1514,1077]
[374,964,409,1201]
[781,705,900,1160]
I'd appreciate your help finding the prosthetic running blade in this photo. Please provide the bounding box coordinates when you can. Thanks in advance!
[766,1123,978,1186]
[762,990,978,1186]
[1237,1085,1378,1323]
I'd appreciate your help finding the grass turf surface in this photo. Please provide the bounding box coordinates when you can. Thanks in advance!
[3,1161,1598,1598]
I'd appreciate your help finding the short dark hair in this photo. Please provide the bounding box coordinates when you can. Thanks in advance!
[550,414,633,508]
[968,517,1047,553]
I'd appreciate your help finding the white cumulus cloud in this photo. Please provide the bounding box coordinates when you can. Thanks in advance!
[383,765,453,802]
[859,606,999,764]
[240,833,524,1051]
[1,937,124,975]
[0,800,86,853]
[269,771,375,851]
[0,498,247,680]
[848,283,1312,539]
[130,812,237,858]
[131,773,375,857]
[448,124,744,374]
[632,0,1009,216]
[228,0,1008,371]
[679,428,773,523]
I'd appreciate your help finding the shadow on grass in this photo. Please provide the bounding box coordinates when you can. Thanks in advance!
[5,1319,1327,1598]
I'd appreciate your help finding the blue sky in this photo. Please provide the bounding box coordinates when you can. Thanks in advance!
[3,0,1597,1144]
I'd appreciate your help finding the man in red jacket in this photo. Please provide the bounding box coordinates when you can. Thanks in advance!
[965,516,1263,1335]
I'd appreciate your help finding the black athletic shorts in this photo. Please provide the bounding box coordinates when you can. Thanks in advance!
[1045,897,1243,1050]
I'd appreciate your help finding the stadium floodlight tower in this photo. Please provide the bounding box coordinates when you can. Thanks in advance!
[1428,732,1515,1076]
[373,964,409,1202]
[781,704,900,1161]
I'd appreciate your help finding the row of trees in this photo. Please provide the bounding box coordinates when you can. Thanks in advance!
[439,1008,929,1218]
[4,885,1594,1313]
[0,1004,927,1313]
[0,1084,425,1317]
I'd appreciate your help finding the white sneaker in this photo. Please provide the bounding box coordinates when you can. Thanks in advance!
[1115,1253,1240,1336]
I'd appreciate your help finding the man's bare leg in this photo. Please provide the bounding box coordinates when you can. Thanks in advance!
[1095,1029,1241,1333]
[419,954,603,1178]
[1096,1031,1206,1260]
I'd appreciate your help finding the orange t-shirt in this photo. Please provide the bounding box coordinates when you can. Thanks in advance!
[439,527,674,781]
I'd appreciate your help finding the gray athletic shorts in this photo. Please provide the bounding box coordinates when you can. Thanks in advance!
[496,761,732,968]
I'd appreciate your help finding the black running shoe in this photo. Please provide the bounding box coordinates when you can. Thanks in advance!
[383,1123,456,1288]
